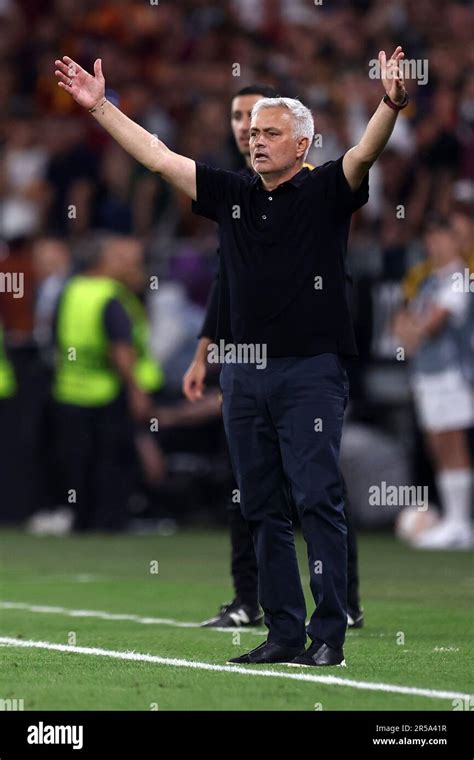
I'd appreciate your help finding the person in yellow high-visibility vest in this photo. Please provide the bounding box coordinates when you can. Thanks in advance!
[0,324,16,401]
[52,233,165,531]
[0,322,18,524]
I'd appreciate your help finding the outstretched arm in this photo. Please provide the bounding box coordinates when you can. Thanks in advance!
[55,56,196,199]
[343,46,408,190]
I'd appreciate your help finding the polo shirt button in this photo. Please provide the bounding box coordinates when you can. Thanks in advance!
[262,214,267,220]
[268,196,273,201]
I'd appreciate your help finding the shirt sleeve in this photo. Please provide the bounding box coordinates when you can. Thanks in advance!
[191,162,244,222]
[314,154,369,215]
[437,277,470,322]
[103,298,133,343]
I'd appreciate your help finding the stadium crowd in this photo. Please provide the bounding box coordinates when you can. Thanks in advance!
[0,0,473,540]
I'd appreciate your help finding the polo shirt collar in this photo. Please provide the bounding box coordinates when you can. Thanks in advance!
[252,166,309,192]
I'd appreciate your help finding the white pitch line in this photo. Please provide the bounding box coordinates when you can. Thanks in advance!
[0,636,470,702]
[0,600,372,637]
[0,601,263,635]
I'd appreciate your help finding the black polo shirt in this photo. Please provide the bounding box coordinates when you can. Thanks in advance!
[192,155,369,357]
[198,166,251,344]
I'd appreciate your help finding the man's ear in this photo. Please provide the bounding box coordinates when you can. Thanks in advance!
[296,136,309,159]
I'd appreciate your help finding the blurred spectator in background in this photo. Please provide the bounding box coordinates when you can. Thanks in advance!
[392,214,473,550]
[42,116,98,236]
[32,236,71,352]
[48,233,165,532]
[28,237,72,527]
[0,112,48,241]
[0,320,18,522]
[0,322,17,405]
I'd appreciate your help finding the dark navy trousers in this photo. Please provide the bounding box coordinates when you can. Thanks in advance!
[220,352,349,650]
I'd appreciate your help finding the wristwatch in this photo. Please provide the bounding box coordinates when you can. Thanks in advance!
[383,92,409,111]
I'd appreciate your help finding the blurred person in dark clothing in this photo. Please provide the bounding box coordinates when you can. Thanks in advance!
[51,233,165,531]
[182,85,363,630]
[94,143,134,234]
[43,117,98,235]
[28,237,71,526]
[32,237,71,353]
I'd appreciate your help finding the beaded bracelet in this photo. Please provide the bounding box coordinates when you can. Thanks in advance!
[88,97,107,115]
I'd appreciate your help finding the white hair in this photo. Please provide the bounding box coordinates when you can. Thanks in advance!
[251,97,315,159]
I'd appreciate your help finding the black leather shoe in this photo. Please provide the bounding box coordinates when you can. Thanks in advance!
[227,640,305,664]
[288,640,346,667]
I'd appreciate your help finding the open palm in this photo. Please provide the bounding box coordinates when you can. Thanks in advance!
[379,46,407,105]
[54,56,105,110]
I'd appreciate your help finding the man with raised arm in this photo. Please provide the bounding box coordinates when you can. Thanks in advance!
[183,84,364,633]
[55,48,408,666]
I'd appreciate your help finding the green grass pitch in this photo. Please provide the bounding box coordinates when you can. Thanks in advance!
[0,528,472,711]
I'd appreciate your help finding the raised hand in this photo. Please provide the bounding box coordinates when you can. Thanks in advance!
[54,56,105,110]
[379,46,407,105]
